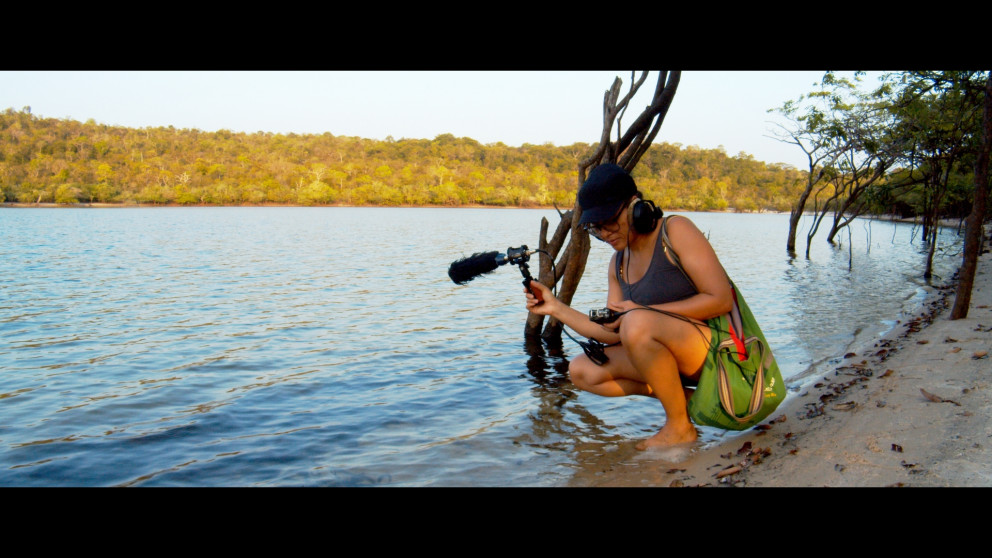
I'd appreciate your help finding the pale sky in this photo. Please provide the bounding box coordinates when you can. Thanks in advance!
[0,71,887,169]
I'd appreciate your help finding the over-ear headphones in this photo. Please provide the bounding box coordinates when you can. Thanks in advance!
[629,197,663,234]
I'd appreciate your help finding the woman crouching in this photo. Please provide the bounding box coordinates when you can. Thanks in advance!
[524,163,733,449]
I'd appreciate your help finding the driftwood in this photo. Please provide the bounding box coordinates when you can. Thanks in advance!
[526,71,681,340]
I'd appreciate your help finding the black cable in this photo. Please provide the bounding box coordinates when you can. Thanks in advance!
[530,249,617,364]
[535,245,745,365]
[620,217,737,351]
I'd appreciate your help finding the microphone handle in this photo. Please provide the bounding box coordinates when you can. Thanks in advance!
[518,263,544,304]
[524,278,544,303]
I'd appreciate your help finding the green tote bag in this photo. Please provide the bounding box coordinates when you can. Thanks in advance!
[658,217,786,430]
[687,283,786,430]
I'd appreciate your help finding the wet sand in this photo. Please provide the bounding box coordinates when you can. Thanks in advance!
[569,249,992,487]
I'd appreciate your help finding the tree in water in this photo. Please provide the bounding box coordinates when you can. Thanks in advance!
[804,100,903,257]
[525,71,680,341]
[878,71,987,279]
[769,72,852,255]
[775,71,988,285]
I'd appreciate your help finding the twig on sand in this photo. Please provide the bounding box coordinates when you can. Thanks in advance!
[920,388,961,406]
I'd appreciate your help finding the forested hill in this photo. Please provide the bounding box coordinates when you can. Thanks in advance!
[0,107,806,210]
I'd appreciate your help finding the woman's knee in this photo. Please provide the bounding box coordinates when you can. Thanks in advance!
[568,354,598,389]
[618,311,661,350]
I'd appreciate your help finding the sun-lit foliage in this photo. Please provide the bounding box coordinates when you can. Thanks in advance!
[0,108,807,211]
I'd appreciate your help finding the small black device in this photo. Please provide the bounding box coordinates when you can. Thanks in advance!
[589,307,620,324]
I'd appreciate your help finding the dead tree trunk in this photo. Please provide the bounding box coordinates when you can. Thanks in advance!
[767,108,846,256]
[525,71,680,341]
[788,153,839,255]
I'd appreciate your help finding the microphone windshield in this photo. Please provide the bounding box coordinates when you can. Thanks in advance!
[448,251,501,284]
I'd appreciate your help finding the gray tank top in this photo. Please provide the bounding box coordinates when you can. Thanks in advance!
[615,219,697,305]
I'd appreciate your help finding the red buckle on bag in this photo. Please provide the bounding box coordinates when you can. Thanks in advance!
[729,288,747,362]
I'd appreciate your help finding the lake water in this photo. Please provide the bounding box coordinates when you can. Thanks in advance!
[0,207,961,486]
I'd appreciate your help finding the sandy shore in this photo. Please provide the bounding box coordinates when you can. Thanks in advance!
[569,248,992,487]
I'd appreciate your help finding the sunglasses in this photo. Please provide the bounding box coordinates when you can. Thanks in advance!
[582,201,628,241]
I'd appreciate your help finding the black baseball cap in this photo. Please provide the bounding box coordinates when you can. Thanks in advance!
[578,163,637,225]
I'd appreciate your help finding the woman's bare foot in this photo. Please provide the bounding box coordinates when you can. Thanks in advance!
[635,420,697,450]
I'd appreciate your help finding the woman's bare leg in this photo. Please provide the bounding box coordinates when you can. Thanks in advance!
[569,310,710,449]
[569,347,652,397]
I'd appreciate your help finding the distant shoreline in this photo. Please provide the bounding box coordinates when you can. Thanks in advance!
[0,201,781,213]
[3,202,964,226]
[0,202,563,210]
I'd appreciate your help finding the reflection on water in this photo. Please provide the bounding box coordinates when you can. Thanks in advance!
[0,207,960,486]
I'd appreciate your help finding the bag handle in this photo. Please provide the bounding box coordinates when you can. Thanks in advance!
[664,216,770,421]
[716,337,768,423]
[662,217,747,355]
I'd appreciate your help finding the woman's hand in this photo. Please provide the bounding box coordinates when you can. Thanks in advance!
[524,280,557,316]
[603,299,639,331]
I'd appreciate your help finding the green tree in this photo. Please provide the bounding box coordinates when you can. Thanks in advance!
[297,180,337,205]
[769,72,860,254]
[54,184,80,204]
[877,71,987,277]
[951,72,992,319]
